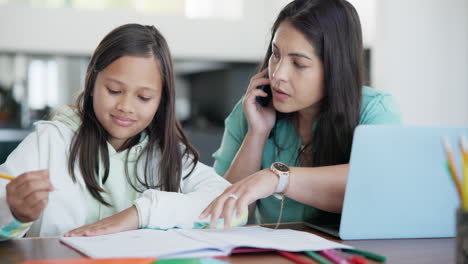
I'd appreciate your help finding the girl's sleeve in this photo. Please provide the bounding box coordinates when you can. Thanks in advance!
[212,99,249,176]
[133,159,231,229]
[0,128,46,240]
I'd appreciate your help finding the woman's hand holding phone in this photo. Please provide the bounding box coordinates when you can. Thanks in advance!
[242,69,276,136]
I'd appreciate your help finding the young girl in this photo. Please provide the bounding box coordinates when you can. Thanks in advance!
[0,23,230,240]
[201,0,402,228]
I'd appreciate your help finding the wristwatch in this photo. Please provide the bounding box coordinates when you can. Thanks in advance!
[270,162,290,194]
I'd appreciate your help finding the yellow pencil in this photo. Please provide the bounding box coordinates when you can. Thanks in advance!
[462,136,468,165]
[443,137,463,204]
[0,174,15,181]
[462,136,468,210]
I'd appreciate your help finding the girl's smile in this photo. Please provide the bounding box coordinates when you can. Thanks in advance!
[111,114,136,127]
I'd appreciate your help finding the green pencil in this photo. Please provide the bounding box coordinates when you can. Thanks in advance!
[304,251,333,264]
[342,248,387,262]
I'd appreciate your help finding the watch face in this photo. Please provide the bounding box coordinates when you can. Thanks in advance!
[274,162,289,172]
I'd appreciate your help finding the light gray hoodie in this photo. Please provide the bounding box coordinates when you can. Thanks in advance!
[0,106,230,239]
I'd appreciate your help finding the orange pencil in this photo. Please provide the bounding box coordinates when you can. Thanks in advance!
[443,136,463,201]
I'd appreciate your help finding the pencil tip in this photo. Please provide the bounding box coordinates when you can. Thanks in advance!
[461,135,468,152]
[442,136,452,151]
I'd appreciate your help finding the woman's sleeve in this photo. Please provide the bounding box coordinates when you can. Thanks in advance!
[212,99,249,176]
[133,159,231,229]
[360,93,403,125]
[0,127,47,240]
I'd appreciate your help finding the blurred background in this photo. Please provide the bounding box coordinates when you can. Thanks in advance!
[0,0,467,164]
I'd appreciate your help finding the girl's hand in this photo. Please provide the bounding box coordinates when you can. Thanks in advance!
[199,169,278,229]
[6,170,54,223]
[64,206,139,237]
[243,68,276,136]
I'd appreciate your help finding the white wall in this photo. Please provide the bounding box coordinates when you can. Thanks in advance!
[2,0,466,126]
[0,0,375,61]
[373,0,468,125]
[0,3,273,62]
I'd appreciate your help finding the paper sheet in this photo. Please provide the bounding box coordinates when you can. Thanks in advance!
[60,226,351,259]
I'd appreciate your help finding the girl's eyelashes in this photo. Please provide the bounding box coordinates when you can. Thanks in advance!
[139,96,151,102]
[105,85,153,101]
[106,87,121,94]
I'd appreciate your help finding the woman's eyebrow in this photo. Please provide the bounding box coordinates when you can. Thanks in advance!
[272,43,312,60]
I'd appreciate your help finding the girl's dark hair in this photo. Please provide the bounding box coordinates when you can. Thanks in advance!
[68,23,199,206]
[260,0,363,166]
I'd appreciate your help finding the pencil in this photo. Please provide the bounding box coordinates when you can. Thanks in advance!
[462,136,468,210]
[0,174,14,180]
[305,251,333,264]
[461,135,468,169]
[277,250,315,264]
[443,136,463,202]
[320,249,350,264]
[341,248,386,263]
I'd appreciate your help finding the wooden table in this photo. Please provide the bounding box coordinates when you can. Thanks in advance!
[0,223,455,264]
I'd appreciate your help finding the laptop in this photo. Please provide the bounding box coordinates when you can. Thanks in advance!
[305,125,467,239]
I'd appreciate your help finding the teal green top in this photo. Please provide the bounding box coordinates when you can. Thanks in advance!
[212,86,402,224]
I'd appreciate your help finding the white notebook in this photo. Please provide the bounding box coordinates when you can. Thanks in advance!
[60,226,351,259]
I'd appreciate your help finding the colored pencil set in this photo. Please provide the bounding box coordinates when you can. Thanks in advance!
[443,136,468,209]
[278,248,386,264]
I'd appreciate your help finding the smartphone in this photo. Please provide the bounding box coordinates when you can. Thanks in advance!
[255,74,272,107]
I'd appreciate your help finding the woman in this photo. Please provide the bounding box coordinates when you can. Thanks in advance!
[200,0,401,228]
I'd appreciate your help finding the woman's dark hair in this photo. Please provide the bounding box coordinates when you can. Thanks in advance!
[68,23,199,206]
[260,0,363,166]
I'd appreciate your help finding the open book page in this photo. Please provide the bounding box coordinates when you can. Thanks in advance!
[60,229,229,259]
[175,226,352,252]
[60,226,352,259]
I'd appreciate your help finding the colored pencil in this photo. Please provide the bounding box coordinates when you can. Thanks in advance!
[277,250,315,264]
[0,174,14,180]
[443,137,463,201]
[461,136,468,210]
[341,248,386,262]
[320,249,350,264]
[305,251,333,264]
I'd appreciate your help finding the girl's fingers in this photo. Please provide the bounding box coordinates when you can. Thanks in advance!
[24,191,49,210]
[20,183,53,203]
[84,225,112,236]
[11,170,49,190]
[64,228,82,237]
[12,177,53,202]
[65,222,101,237]
[30,197,49,214]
